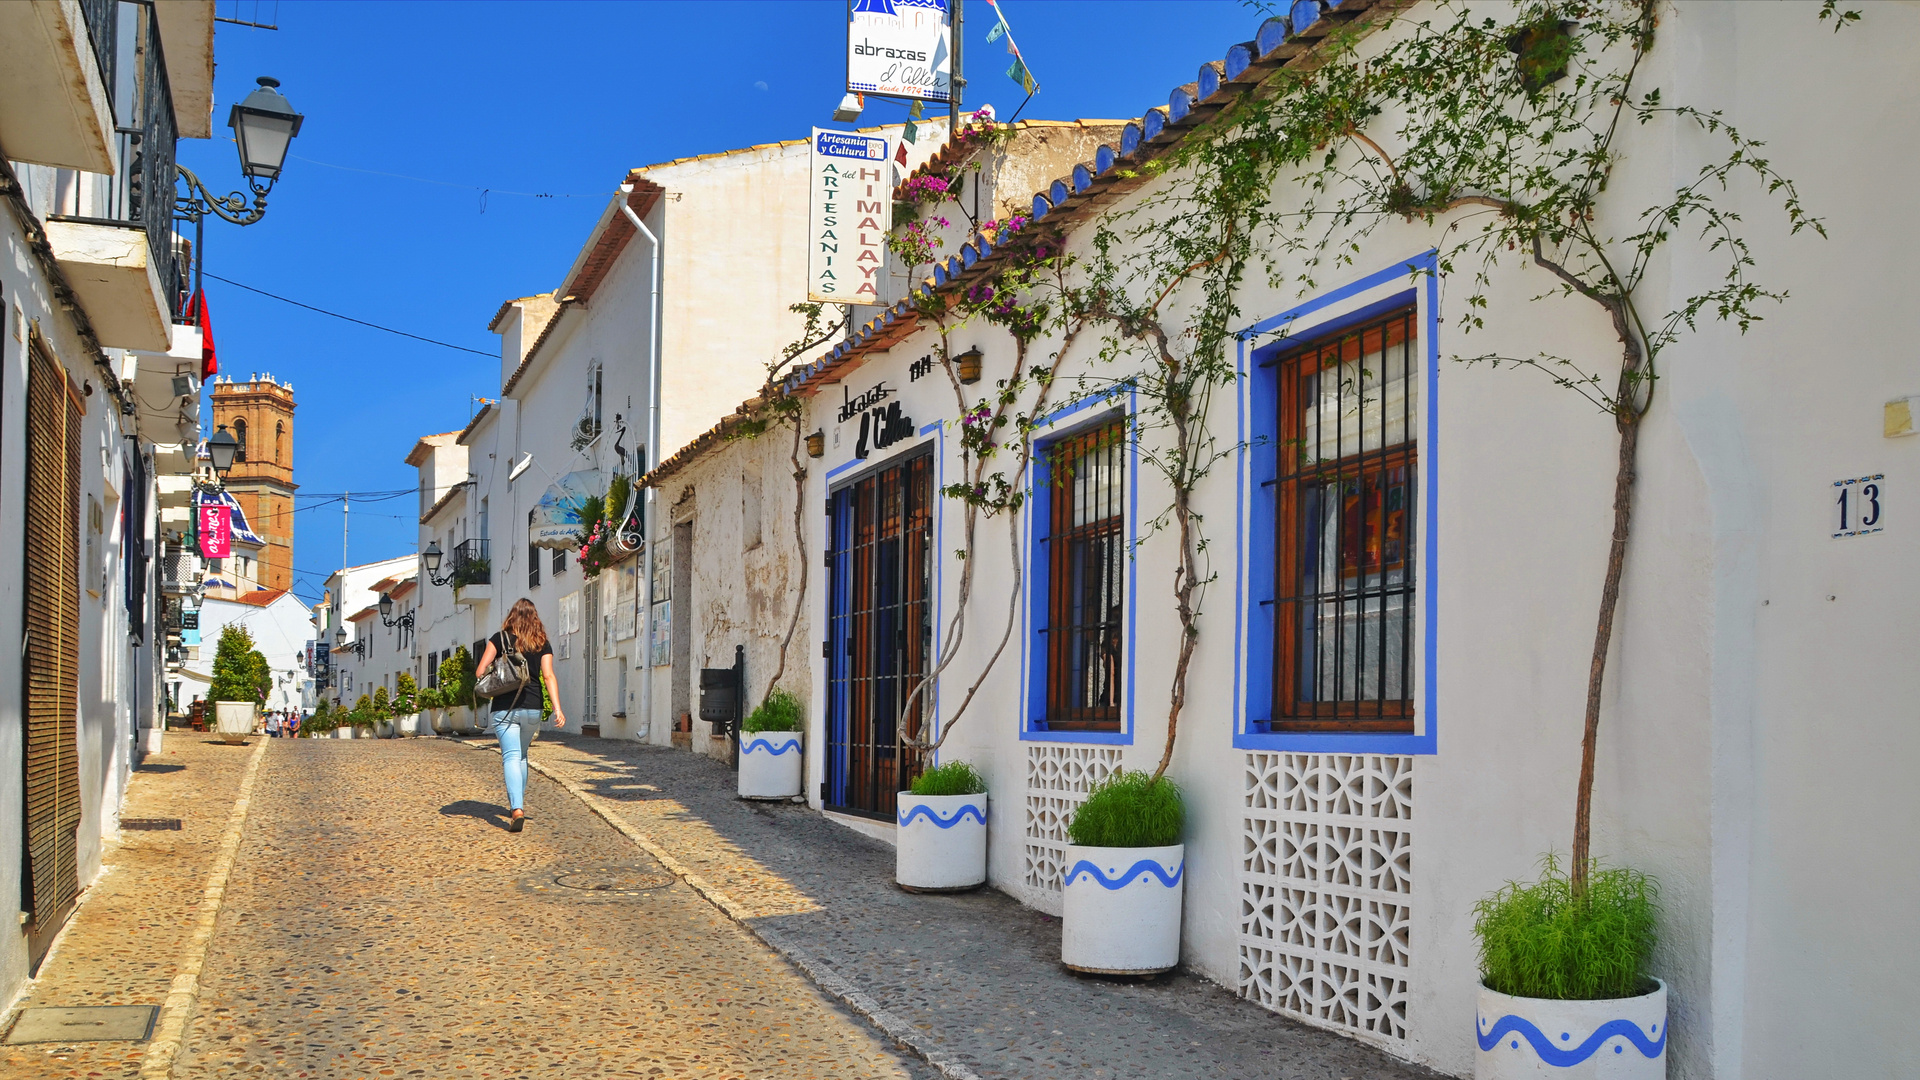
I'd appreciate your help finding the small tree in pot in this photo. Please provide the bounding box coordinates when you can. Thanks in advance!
[1060,771,1185,975]
[737,689,803,799]
[207,626,268,743]
[392,673,418,737]
[896,760,988,893]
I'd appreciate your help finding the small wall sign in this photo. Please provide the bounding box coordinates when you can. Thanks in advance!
[1831,473,1885,539]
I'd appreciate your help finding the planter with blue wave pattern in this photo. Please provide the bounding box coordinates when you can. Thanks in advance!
[1060,843,1184,974]
[895,792,989,892]
[737,730,803,799]
[1476,978,1666,1079]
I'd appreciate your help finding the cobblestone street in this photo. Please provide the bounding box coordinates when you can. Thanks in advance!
[4,737,933,1079]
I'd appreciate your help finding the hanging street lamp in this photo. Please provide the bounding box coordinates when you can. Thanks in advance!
[378,591,415,631]
[177,77,306,228]
[421,541,456,587]
[206,423,240,481]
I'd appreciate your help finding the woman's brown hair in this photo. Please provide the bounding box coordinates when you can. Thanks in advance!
[501,598,549,652]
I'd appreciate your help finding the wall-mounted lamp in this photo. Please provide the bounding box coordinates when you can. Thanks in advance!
[377,591,415,631]
[954,347,983,385]
[832,92,865,123]
[421,541,455,587]
[805,430,825,458]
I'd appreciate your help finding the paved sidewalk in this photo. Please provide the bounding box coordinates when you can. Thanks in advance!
[2,735,261,1079]
[522,732,1440,1080]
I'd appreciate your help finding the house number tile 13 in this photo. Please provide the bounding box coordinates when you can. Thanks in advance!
[1832,473,1886,539]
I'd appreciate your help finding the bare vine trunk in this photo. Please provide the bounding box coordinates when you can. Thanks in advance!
[1571,402,1639,891]
[1153,394,1202,781]
[761,416,808,705]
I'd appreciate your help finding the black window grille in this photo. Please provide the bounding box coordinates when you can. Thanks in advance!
[824,451,933,818]
[553,547,567,575]
[1041,420,1127,731]
[529,543,541,588]
[1272,308,1419,733]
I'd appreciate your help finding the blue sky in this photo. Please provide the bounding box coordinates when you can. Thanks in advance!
[186,0,1260,605]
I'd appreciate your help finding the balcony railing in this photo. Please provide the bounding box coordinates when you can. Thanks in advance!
[160,541,200,595]
[44,1,187,321]
[451,539,491,587]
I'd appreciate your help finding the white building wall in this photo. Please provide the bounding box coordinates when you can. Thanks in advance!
[198,592,318,713]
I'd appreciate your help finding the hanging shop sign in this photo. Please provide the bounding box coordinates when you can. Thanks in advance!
[847,0,953,104]
[808,128,892,305]
[198,504,232,558]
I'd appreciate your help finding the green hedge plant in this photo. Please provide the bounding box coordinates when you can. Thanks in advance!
[1472,854,1658,1001]
[1067,770,1183,848]
[910,760,986,797]
[741,688,803,734]
[393,673,417,714]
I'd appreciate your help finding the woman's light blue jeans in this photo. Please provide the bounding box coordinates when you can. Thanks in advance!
[491,708,543,811]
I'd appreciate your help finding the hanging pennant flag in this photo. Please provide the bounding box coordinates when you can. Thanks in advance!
[986,0,1040,97]
[198,503,232,559]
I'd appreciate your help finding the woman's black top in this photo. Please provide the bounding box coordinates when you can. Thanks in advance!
[487,630,553,714]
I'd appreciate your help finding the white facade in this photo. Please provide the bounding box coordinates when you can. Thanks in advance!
[639,4,1920,1078]
[315,556,414,707]
[195,590,316,713]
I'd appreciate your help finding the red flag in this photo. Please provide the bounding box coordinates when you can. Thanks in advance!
[192,291,218,380]
[198,504,232,558]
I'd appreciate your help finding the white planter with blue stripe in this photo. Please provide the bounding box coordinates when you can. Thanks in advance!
[737,730,803,798]
[1060,843,1184,974]
[1475,979,1666,1080]
[895,792,988,892]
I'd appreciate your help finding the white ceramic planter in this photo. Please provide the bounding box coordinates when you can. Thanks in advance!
[374,718,395,739]
[737,730,802,799]
[213,701,255,744]
[895,792,988,892]
[395,712,420,737]
[1476,979,1666,1080]
[427,708,448,734]
[1060,843,1184,975]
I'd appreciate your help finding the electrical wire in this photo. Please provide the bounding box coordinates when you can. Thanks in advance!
[201,272,496,357]
[290,154,615,202]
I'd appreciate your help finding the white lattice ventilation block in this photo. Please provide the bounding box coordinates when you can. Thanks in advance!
[1238,752,1413,1045]
[1023,745,1123,906]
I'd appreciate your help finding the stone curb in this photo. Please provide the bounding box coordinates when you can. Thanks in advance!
[462,740,982,1080]
[139,735,271,1079]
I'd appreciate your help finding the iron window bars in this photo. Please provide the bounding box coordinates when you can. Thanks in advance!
[1273,308,1419,733]
[825,451,933,818]
[1041,420,1128,731]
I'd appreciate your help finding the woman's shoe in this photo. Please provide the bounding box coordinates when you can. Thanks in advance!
[509,810,525,833]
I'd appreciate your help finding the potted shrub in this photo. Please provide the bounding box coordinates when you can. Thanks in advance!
[392,673,419,737]
[302,702,335,738]
[737,688,803,799]
[896,760,987,893]
[371,686,395,739]
[418,684,444,735]
[207,626,268,743]
[447,647,478,733]
[1472,857,1664,1079]
[1060,770,1185,975]
[340,693,371,739]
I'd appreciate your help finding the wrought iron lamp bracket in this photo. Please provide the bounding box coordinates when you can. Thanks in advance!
[176,165,271,226]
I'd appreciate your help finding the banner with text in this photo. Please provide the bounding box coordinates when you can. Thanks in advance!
[198,503,232,559]
[808,128,891,305]
[848,0,952,104]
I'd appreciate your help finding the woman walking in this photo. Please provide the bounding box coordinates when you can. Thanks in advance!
[474,598,565,832]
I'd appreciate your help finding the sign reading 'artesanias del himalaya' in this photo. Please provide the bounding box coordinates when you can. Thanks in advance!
[848,0,953,104]
[808,129,891,305]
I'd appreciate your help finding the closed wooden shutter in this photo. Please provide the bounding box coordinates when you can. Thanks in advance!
[22,336,82,964]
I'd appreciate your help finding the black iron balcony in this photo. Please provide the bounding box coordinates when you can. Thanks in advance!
[451,538,491,588]
[43,1,187,321]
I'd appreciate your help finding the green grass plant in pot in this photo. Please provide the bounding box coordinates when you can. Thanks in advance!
[737,688,803,799]
[1471,855,1664,1079]
[1061,770,1185,975]
[897,760,989,893]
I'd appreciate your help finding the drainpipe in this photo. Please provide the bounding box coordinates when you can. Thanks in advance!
[619,185,664,742]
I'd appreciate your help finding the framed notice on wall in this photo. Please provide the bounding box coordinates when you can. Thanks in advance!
[650,600,671,668]
[847,0,953,104]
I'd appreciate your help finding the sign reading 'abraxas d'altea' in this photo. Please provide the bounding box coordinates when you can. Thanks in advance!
[848,0,953,104]
[808,128,891,305]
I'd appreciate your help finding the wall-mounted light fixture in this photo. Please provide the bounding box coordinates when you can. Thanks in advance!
[954,347,983,385]
[421,541,456,587]
[805,429,825,458]
[377,592,415,631]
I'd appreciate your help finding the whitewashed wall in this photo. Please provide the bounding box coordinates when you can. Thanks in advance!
[783,4,1920,1077]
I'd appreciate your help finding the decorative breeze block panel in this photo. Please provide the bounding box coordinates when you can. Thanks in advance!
[1239,752,1413,1045]
[1023,745,1123,898]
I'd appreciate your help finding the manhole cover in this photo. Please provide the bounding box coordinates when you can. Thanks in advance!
[519,863,674,900]
[6,1005,158,1044]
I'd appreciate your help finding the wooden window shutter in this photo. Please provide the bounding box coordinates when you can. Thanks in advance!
[22,336,83,957]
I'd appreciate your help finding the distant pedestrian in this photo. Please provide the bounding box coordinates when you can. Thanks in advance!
[266,712,282,738]
[473,598,565,832]
[287,711,301,738]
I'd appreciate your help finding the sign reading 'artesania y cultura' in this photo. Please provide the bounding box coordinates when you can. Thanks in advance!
[847,0,953,104]
[808,128,891,305]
